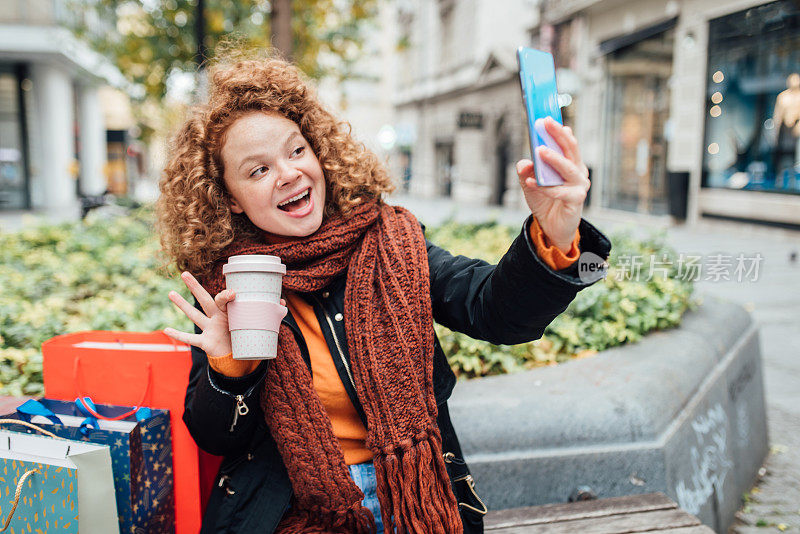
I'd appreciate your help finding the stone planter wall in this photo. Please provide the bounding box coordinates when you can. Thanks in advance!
[448,295,768,533]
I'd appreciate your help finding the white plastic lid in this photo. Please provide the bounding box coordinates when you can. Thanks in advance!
[223,254,286,275]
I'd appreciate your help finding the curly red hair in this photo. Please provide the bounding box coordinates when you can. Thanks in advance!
[157,51,395,278]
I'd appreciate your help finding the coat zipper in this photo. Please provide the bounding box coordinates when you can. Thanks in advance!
[229,395,249,432]
[205,365,258,433]
[206,316,307,433]
[313,295,357,393]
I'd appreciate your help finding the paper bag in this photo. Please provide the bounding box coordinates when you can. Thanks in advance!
[0,426,120,534]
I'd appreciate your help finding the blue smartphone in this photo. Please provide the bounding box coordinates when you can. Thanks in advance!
[517,47,565,186]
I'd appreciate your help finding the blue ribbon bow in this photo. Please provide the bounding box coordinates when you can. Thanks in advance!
[16,399,64,426]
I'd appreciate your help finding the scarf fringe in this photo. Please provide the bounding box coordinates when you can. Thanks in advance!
[374,430,463,534]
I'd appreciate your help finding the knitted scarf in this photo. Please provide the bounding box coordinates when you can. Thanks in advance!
[203,200,463,534]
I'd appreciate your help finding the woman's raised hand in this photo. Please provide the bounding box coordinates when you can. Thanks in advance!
[516,117,591,253]
[164,272,235,359]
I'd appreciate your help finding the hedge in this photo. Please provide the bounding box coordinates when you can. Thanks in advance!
[0,207,697,395]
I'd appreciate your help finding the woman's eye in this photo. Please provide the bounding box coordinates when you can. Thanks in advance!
[292,146,305,157]
[250,165,268,178]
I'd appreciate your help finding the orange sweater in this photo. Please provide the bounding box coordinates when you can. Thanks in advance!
[208,217,581,464]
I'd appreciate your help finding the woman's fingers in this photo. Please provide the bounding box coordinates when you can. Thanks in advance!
[544,118,589,179]
[517,155,586,205]
[544,117,581,165]
[163,327,205,350]
[181,272,216,316]
[168,290,209,329]
[516,159,535,182]
[523,175,585,204]
[537,181,588,205]
[563,125,581,159]
[214,289,236,312]
[537,146,590,189]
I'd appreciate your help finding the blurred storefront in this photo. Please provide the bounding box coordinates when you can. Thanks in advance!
[544,0,800,226]
[600,20,674,215]
[701,2,800,216]
[0,0,130,213]
[0,64,30,210]
[99,86,142,196]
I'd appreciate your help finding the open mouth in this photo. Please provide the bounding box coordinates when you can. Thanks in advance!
[277,188,311,213]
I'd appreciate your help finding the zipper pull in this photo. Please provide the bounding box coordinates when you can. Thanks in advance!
[229,395,249,432]
[443,452,466,465]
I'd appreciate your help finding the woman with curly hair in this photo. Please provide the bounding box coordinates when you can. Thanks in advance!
[158,51,610,534]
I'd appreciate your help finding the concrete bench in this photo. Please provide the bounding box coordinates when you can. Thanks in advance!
[449,294,767,533]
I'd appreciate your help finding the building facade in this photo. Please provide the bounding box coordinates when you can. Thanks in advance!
[391,0,540,208]
[0,0,127,214]
[392,0,800,227]
[546,0,800,226]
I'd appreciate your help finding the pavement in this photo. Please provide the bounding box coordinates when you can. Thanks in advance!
[390,194,800,533]
[0,180,159,233]
[0,204,82,233]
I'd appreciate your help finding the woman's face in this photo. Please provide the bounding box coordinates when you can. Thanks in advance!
[221,111,326,237]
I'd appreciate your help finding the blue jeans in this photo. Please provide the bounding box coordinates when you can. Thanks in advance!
[348,461,386,533]
[286,461,388,532]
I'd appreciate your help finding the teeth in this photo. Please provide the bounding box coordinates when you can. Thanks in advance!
[278,188,309,207]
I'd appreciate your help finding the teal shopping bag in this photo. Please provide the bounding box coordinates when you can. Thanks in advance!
[0,423,120,533]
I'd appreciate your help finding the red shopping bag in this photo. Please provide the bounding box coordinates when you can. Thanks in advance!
[42,330,224,534]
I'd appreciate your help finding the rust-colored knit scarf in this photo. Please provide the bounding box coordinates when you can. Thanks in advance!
[203,200,462,534]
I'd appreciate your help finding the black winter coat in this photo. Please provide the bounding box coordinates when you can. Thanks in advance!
[183,215,611,533]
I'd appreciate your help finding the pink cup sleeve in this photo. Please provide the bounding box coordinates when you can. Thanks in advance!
[227,301,288,333]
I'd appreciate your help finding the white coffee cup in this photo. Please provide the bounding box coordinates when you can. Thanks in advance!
[223,255,287,360]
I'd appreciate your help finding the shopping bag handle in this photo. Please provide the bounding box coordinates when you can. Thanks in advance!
[0,469,39,532]
[75,395,151,422]
[15,400,101,437]
[73,397,101,432]
[73,356,152,420]
[15,399,64,426]
[0,419,61,439]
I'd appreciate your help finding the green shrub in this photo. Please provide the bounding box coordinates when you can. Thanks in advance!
[0,207,189,396]
[0,211,698,395]
[426,221,699,379]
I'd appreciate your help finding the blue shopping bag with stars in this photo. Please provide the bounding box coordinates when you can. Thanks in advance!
[2,397,175,533]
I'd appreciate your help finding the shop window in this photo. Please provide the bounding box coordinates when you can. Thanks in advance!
[492,115,511,206]
[399,147,412,193]
[435,141,454,197]
[602,25,674,215]
[439,0,455,71]
[396,4,414,89]
[106,130,128,196]
[0,67,28,210]
[702,0,800,194]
